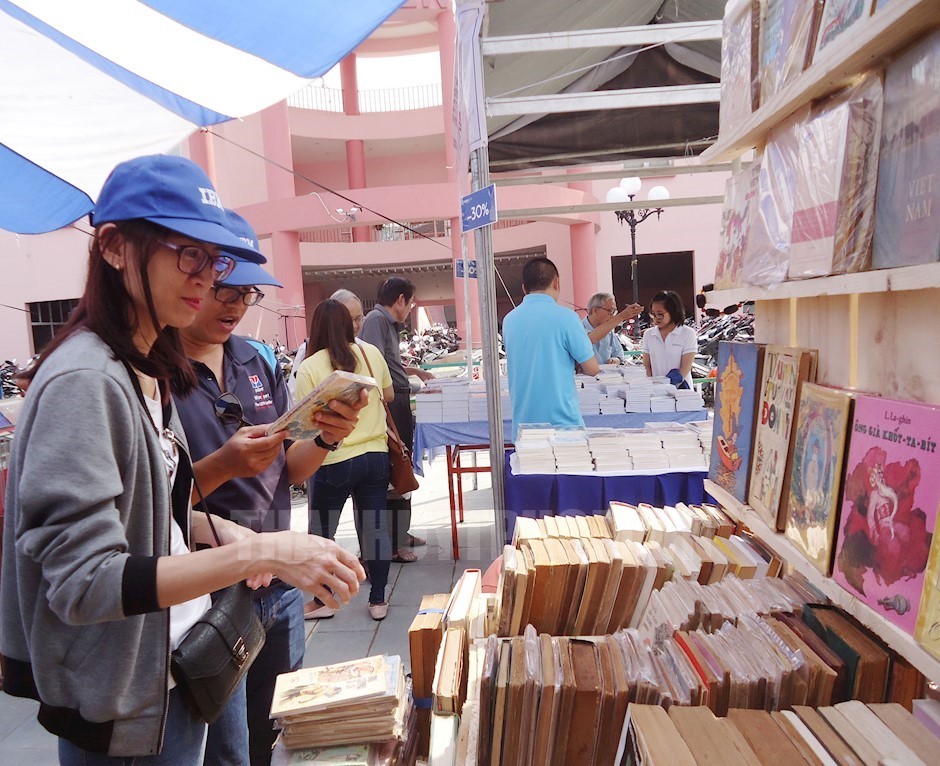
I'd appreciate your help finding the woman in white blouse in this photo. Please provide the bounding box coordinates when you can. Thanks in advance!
[641,290,697,389]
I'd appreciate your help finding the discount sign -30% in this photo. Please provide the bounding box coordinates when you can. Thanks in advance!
[460,184,498,233]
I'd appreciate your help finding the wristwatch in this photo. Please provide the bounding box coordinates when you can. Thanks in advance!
[314,434,340,451]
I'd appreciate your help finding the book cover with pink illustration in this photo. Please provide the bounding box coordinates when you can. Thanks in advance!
[833,394,940,636]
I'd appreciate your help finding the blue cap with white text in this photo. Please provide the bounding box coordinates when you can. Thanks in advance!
[91,155,266,263]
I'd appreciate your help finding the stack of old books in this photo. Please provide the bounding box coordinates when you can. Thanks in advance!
[407,593,449,758]
[269,655,409,751]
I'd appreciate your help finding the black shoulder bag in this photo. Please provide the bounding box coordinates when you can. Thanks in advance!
[169,501,266,724]
[123,362,266,724]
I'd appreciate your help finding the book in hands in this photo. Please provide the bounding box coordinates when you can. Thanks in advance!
[266,370,377,441]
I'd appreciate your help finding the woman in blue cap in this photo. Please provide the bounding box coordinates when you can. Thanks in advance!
[0,155,365,765]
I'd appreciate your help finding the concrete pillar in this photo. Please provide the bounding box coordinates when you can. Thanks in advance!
[340,54,369,244]
[269,230,306,350]
[567,172,598,312]
[260,102,306,349]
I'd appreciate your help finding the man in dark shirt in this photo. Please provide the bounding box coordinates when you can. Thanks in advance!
[174,212,365,766]
[359,276,432,562]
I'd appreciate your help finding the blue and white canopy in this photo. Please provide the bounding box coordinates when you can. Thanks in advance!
[0,0,405,234]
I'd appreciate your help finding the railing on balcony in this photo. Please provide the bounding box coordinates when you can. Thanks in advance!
[288,83,443,113]
[298,219,452,245]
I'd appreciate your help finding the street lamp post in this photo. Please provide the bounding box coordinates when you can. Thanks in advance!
[605,177,669,323]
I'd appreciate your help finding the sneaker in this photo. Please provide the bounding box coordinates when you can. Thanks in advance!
[368,602,389,621]
[304,602,337,620]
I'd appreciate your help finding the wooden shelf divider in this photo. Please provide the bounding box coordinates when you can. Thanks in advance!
[704,478,940,684]
[705,262,940,305]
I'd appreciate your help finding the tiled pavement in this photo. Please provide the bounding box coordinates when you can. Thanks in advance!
[0,454,500,764]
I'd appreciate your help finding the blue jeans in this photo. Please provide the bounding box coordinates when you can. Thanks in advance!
[58,688,206,765]
[308,451,392,604]
[204,582,305,766]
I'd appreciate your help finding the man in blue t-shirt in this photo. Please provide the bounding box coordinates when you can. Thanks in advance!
[502,257,600,433]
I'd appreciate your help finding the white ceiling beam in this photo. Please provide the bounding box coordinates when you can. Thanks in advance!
[481,21,722,55]
[501,195,725,220]
[486,83,720,117]
[494,162,744,187]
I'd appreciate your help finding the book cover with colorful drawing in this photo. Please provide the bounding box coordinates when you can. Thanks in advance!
[715,164,760,290]
[266,370,377,441]
[833,395,940,636]
[813,0,874,60]
[748,345,817,530]
[760,0,820,104]
[784,384,854,575]
[270,655,397,720]
[709,341,765,503]
[872,30,940,269]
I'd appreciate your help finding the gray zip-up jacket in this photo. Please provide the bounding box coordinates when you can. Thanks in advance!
[0,329,193,756]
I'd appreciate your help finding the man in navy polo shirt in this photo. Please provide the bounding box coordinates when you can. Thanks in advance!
[174,211,366,766]
[502,257,600,434]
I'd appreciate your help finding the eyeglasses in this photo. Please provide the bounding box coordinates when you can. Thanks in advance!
[599,305,618,314]
[212,285,264,306]
[650,312,668,320]
[214,392,254,428]
[158,241,236,281]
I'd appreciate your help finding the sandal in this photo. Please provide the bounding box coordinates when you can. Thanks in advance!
[391,548,418,563]
[406,533,427,547]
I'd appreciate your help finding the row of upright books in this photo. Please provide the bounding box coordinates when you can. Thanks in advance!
[716,16,939,288]
[710,340,940,660]
[625,700,939,766]
[429,584,927,765]
[499,508,784,637]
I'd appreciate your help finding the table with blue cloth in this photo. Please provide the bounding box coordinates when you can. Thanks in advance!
[412,411,708,474]
[502,452,707,542]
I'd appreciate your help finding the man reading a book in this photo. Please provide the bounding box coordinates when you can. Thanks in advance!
[360,276,432,563]
[173,211,367,766]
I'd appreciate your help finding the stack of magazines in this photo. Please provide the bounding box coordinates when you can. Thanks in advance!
[269,655,411,752]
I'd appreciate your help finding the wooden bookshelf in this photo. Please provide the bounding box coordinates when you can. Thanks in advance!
[704,479,940,684]
[705,262,940,306]
[701,0,940,163]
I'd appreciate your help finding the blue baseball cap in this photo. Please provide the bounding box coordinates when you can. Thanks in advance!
[220,260,283,288]
[91,155,266,264]
[218,210,282,287]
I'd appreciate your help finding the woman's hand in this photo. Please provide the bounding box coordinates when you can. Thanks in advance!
[196,514,275,589]
[313,389,369,446]
[246,531,366,609]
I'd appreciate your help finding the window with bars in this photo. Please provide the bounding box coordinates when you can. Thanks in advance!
[28,298,79,353]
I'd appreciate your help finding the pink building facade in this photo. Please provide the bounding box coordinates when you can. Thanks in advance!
[0,2,727,363]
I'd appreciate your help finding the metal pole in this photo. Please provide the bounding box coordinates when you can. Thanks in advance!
[630,221,639,307]
[461,234,473,381]
[470,146,507,547]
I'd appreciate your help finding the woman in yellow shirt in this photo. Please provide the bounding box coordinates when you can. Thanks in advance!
[295,300,395,621]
